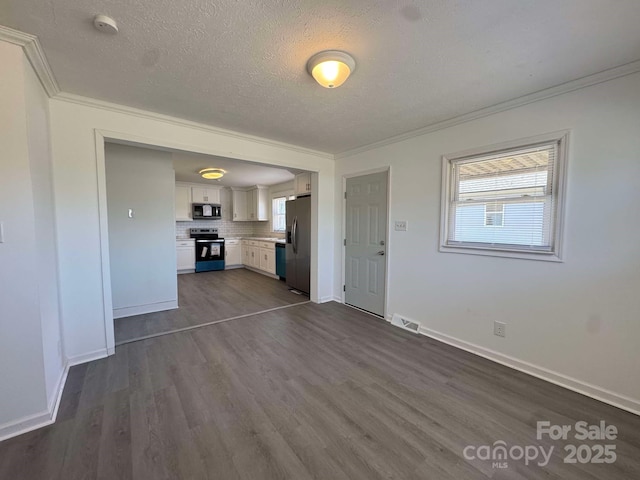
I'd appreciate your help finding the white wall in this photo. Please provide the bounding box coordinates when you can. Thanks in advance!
[335,72,640,411]
[0,41,63,437]
[49,97,335,362]
[23,46,64,405]
[105,143,176,317]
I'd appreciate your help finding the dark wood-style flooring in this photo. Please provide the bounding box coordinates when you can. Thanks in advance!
[115,268,307,344]
[2,301,639,479]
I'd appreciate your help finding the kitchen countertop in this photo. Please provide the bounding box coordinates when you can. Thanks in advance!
[178,236,285,243]
[242,237,286,244]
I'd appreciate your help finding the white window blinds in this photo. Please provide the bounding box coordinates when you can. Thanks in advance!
[442,134,567,259]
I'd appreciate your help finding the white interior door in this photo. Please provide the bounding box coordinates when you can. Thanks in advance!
[345,171,388,316]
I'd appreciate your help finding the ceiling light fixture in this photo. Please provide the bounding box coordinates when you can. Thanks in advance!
[199,168,226,180]
[307,50,356,88]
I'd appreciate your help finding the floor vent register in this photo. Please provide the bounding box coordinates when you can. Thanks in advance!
[390,314,421,334]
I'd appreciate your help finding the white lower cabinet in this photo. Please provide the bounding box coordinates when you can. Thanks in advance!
[176,239,195,272]
[241,241,258,268]
[242,239,275,274]
[225,240,242,268]
[259,246,276,274]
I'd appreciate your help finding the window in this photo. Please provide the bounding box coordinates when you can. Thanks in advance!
[440,131,568,261]
[271,194,295,232]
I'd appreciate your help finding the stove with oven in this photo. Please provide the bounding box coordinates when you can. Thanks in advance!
[190,228,225,272]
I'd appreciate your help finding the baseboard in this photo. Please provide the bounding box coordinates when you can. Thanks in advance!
[66,347,110,366]
[0,408,53,443]
[0,361,69,442]
[319,295,339,303]
[113,300,178,319]
[2,342,125,442]
[244,266,279,279]
[48,361,69,419]
[417,325,640,416]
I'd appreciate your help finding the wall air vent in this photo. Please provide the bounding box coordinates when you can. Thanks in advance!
[390,314,420,334]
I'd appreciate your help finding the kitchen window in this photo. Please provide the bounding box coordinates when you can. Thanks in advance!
[272,194,295,232]
[440,131,568,261]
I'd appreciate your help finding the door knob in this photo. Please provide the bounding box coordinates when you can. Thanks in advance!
[377,250,385,256]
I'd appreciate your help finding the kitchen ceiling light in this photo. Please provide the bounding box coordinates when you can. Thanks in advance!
[199,168,226,180]
[307,50,356,88]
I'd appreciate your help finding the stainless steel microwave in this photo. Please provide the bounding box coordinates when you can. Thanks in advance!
[192,203,221,220]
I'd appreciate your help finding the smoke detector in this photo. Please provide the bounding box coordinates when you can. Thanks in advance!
[93,15,118,34]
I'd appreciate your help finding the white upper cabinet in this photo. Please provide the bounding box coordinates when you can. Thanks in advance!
[192,186,221,204]
[233,186,268,221]
[295,172,312,196]
[232,188,248,221]
[175,184,193,221]
[248,186,268,221]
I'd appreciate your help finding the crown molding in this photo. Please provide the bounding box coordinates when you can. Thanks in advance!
[335,59,640,159]
[53,92,334,160]
[0,25,60,97]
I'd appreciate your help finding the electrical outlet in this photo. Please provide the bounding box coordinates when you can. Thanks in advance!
[394,220,408,231]
[494,321,506,338]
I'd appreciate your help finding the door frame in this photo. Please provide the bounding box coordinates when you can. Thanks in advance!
[341,166,391,319]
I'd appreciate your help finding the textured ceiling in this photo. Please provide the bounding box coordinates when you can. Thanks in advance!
[2,1,640,153]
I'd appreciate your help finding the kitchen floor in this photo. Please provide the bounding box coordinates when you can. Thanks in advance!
[1,301,638,479]
[114,268,307,344]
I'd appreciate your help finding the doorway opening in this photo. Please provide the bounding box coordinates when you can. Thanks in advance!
[96,132,318,349]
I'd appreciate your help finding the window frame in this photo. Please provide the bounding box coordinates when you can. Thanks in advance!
[270,191,295,233]
[439,131,569,262]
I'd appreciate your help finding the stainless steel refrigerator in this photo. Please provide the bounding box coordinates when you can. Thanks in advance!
[285,196,311,294]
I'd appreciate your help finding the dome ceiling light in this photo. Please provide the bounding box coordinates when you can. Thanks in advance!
[307,50,356,89]
[199,168,226,180]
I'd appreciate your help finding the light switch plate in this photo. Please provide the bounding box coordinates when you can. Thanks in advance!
[394,220,408,231]
[0,221,4,243]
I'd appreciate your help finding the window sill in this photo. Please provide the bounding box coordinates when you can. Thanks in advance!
[439,244,563,262]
